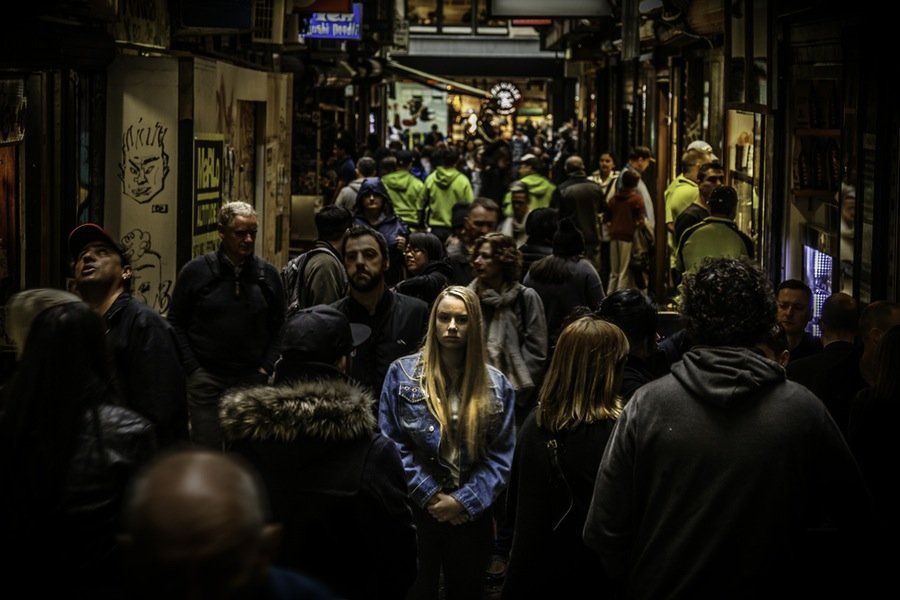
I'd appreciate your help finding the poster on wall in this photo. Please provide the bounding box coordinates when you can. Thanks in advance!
[193,134,224,258]
[388,82,448,146]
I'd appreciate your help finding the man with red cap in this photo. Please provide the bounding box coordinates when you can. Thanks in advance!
[70,223,187,446]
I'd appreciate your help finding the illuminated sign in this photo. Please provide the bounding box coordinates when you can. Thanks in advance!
[304,3,361,40]
[489,82,522,115]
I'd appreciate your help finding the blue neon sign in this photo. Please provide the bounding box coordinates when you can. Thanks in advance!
[305,3,362,40]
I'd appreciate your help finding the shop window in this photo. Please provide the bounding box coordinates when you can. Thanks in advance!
[407,0,507,34]
[727,0,769,109]
[407,0,438,27]
[726,109,765,260]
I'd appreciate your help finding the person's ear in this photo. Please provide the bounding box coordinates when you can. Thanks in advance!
[122,265,133,282]
[218,225,226,241]
[778,350,790,367]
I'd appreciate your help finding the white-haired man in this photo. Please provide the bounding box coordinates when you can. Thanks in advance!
[168,201,285,447]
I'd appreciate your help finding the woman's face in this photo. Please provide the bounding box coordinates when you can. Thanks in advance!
[362,193,384,214]
[435,295,469,350]
[473,242,503,284]
[404,245,429,274]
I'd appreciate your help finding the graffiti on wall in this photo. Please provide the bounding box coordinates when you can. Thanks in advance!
[119,118,170,204]
[121,228,172,313]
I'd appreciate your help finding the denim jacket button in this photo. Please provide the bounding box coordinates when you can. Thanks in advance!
[428,425,435,432]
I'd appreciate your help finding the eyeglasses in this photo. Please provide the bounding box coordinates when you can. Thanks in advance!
[231,229,258,239]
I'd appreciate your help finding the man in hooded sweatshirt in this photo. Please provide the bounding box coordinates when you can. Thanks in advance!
[424,147,473,242]
[381,152,425,229]
[503,154,556,217]
[584,257,876,599]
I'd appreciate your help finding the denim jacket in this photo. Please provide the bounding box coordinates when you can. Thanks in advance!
[378,352,516,519]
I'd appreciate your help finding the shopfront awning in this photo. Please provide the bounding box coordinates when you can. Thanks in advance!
[385,59,492,99]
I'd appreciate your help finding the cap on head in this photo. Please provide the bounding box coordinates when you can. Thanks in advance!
[687,139,719,162]
[280,305,371,366]
[68,223,129,266]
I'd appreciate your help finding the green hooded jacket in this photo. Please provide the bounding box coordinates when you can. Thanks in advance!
[382,170,426,225]
[425,167,474,228]
[503,173,556,216]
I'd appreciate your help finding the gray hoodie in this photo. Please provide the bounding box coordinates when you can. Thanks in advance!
[584,346,874,599]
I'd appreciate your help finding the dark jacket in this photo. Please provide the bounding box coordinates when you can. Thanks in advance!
[395,260,452,307]
[619,353,659,401]
[105,292,188,446]
[168,249,285,377]
[331,290,429,397]
[787,340,865,434]
[2,405,156,598]
[552,173,606,246]
[788,331,824,363]
[446,239,474,286]
[221,371,417,600]
[523,257,604,350]
[503,411,614,599]
[584,347,875,599]
[518,242,553,280]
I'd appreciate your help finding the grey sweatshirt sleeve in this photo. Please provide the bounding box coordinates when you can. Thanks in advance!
[520,287,548,384]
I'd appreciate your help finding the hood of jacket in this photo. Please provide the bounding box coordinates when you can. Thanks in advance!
[422,259,454,278]
[220,378,376,443]
[433,166,462,189]
[356,177,390,202]
[519,173,555,198]
[671,346,785,408]
[382,170,415,194]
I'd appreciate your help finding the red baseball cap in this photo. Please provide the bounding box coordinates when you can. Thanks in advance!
[68,223,129,265]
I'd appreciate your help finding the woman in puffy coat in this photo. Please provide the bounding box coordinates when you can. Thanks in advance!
[379,285,516,600]
[0,290,156,598]
[354,177,410,285]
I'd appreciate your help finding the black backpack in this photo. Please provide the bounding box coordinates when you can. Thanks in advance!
[280,246,341,317]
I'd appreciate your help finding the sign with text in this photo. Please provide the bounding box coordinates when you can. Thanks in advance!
[304,3,361,40]
[193,134,224,258]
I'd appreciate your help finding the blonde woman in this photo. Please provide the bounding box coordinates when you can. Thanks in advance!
[502,316,629,599]
[379,285,516,600]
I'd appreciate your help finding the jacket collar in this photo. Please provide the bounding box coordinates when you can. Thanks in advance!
[104,292,133,326]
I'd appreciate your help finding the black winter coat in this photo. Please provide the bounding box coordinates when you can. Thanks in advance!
[332,290,428,396]
[105,292,188,446]
[552,174,607,246]
[395,260,452,308]
[1,405,156,598]
[503,411,614,599]
[220,370,417,600]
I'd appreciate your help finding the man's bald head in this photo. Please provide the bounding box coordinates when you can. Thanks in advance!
[565,155,585,175]
[123,451,278,598]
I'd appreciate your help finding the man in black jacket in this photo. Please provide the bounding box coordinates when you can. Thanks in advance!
[552,155,606,270]
[168,202,285,448]
[787,293,865,434]
[220,305,417,599]
[584,258,875,598]
[332,225,428,396]
[70,223,187,447]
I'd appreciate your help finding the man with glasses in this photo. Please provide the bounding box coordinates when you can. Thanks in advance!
[168,201,285,447]
[673,162,725,247]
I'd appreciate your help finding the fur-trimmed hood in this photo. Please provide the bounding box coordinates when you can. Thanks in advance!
[220,378,377,443]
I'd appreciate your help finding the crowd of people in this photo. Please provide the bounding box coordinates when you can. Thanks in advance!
[0,125,895,598]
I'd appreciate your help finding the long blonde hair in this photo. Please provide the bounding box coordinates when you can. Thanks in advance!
[420,286,493,457]
[538,316,629,433]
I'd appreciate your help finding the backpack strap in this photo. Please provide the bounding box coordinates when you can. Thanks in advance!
[542,431,575,532]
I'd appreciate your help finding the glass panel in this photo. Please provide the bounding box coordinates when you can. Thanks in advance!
[476,0,506,26]
[729,1,746,103]
[443,0,473,26]
[407,0,438,26]
[727,109,764,256]
[803,244,833,337]
[750,0,768,105]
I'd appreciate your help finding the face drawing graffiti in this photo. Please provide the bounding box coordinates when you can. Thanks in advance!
[119,119,170,204]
